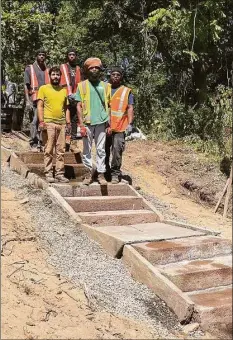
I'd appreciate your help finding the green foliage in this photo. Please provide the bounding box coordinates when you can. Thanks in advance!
[1,0,232,158]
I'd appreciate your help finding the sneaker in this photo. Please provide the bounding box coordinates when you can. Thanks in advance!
[82,172,93,186]
[98,173,107,185]
[46,175,55,183]
[111,176,120,184]
[55,175,69,183]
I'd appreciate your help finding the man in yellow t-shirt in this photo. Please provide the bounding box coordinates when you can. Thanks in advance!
[37,66,71,183]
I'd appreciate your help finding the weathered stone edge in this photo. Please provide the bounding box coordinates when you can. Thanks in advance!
[163,219,221,236]
[122,244,195,323]
[129,185,164,222]
[47,186,82,224]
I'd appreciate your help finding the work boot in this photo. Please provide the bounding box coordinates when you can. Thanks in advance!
[82,172,93,186]
[70,140,80,153]
[45,174,55,183]
[97,173,107,185]
[111,176,120,184]
[55,174,69,183]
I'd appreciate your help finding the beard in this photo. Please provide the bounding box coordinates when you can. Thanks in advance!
[51,78,60,85]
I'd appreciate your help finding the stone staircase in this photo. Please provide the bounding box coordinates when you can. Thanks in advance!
[14,151,232,338]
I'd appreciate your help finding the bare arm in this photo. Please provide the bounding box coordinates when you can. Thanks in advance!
[24,85,31,103]
[127,104,134,125]
[37,99,44,123]
[66,107,71,124]
[77,102,83,126]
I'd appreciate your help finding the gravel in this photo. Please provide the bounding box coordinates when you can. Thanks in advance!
[1,164,205,339]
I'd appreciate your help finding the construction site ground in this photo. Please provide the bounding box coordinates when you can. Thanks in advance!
[1,133,231,339]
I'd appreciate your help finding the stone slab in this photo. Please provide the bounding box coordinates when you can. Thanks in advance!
[1,146,12,162]
[16,151,82,164]
[52,183,137,198]
[132,236,232,265]
[47,187,82,223]
[74,183,137,197]
[65,196,147,212]
[9,152,30,178]
[160,255,232,292]
[79,209,158,226]
[26,163,88,180]
[122,245,195,322]
[80,222,206,257]
[187,286,232,336]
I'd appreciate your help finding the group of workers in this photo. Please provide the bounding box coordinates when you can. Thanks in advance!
[24,48,134,185]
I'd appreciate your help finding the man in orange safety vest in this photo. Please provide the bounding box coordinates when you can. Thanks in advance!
[105,67,134,184]
[60,47,81,153]
[24,48,50,151]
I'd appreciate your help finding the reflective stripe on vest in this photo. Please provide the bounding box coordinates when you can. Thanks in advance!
[110,86,131,132]
[29,65,49,101]
[60,64,81,95]
[78,80,110,124]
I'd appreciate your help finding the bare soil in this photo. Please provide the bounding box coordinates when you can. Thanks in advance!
[122,140,232,240]
[1,186,157,339]
[1,135,231,340]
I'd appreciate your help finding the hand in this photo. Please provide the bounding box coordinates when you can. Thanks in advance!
[80,125,87,137]
[106,127,112,135]
[125,124,133,136]
[38,121,46,131]
[68,94,76,106]
[26,101,33,111]
[66,123,71,135]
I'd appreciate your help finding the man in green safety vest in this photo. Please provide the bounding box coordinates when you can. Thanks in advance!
[75,57,111,186]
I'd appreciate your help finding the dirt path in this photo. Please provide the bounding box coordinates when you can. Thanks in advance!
[123,140,232,240]
[1,186,158,339]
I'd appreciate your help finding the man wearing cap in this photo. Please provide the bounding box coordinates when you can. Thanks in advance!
[105,67,134,184]
[75,57,111,185]
[24,49,50,151]
[60,48,81,153]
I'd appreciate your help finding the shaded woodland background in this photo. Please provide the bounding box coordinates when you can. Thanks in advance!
[2,0,232,158]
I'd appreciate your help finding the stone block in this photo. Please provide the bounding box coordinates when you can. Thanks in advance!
[132,236,232,265]
[188,285,232,337]
[122,245,195,323]
[65,196,147,212]
[10,152,29,178]
[160,255,232,292]
[80,222,206,257]
[79,209,158,227]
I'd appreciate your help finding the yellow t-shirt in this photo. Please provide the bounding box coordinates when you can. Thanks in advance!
[37,84,67,124]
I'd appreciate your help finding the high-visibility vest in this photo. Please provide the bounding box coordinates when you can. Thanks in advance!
[60,63,81,95]
[78,80,111,124]
[29,64,50,101]
[110,85,131,132]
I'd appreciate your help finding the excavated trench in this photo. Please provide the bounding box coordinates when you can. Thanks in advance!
[3,147,233,339]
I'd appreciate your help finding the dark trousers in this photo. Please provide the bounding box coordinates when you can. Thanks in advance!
[105,132,125,178]
[30,105,41,147]
[70,105,77,140]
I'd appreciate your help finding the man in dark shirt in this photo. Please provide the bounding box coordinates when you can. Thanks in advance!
[60,48,81,153]
[24,48,49,151]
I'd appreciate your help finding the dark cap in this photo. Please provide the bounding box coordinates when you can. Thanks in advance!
[35,48,47,56]
[110,66,124,76]
[67,47,77,55]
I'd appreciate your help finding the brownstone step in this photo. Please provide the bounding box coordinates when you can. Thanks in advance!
[26,163,88,179]
[187,285,232,337]
[65,196,147,212]
[132,236,232,265]
[79,209,158,226]
[159,255,232,292]
[16,151,82,164]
